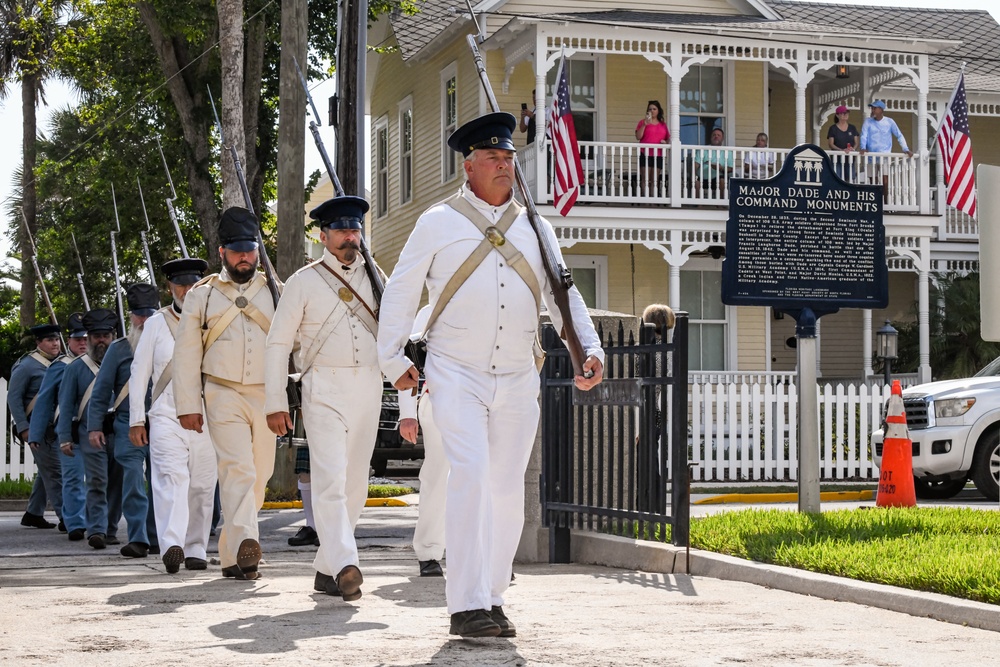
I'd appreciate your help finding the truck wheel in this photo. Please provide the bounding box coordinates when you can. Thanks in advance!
[971,431,1000,501]
[912,476,966,500]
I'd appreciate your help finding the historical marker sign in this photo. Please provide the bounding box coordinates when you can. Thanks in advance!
[721,144,888,311]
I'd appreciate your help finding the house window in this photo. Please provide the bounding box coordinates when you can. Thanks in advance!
[564,255,608,310]
[375,118,388,217]
[681,269,726,370]
[399,97,413,204]
[441,63,458,182]
[546,58,596,142]
[679,65,726,145]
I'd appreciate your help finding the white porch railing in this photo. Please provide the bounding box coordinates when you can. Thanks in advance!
[941,207,978,241]
[522,142,922,212]
[689,380,891,482]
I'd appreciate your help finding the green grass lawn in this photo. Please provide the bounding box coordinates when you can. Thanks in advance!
[0,476,34,499]
[690,507,1000,605]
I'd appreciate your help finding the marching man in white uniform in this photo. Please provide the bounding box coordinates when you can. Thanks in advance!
[397,306,447,578]
[265,195,383,602]
[378,112,604,637]
[174,208,277,581]
[129,258,218,573]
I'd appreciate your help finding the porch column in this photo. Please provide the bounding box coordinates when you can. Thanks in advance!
[535,33,547,205]
[918,237,932,382]
[669,73,682,208]
[669,263,681,311]
[917,55,931,215]
[862,309,873,379]
[935,143,946,218]
[795,83,807,144]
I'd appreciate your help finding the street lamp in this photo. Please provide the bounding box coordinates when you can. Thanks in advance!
[876,320,898,386]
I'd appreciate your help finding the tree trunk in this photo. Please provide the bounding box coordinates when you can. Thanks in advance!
[276,0,308,281]
[217,0,247,211]
[20,73,38,330]
[243,13,266,217]
[336,0,360,196]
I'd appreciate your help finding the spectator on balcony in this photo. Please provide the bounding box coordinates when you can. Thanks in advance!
[696,127,734,199]
[827,105,859,180]
[635,100,669,196]
[859,100,912,202]
[519,90,536,145]
[743,132,775,179]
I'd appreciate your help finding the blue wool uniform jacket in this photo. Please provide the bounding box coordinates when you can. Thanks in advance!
[7,353,50,434]
[57,356,100,445]
[88,338,147,431]
[27,357,73,444]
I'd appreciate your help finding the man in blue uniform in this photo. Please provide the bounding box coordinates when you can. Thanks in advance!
[57,308,120,550]
[8,323,64,529]
[30,314,91,540]
[88,285,160,558]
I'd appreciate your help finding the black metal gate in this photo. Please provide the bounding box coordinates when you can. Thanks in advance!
[540,314,689,562]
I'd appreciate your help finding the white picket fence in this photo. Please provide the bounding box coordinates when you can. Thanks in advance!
[689,380,891,482]
[2,376,891,483]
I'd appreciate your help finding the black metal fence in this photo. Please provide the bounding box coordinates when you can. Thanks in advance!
[540,314,689,562]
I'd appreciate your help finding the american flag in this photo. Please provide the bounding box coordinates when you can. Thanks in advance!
[546,57,583,216]
[937,73,977,218]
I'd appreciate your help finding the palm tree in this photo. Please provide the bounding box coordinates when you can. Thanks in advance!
[0,0,71,329]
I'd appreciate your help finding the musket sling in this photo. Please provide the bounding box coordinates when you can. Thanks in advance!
[75,355,101,423]
[150,311,181,405]
[24,352,53,418]
[203,277,269,351]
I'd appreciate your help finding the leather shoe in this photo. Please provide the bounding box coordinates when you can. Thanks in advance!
[335,565,363,601]
[21,512,55,529]
[162,545,185,574]
[88,533,106,550]
[221,564,259,581]
[184,557,208,570]
[68,528,85,541]
[237,538,262,579]
[314,571,340,595]
[58,520,66,533]
[105,535,121,546]
[419,559,444,577]
[288,525,318,546]
[490,606,517,637]
[120,542,149,558]
[148,545,160,555]
[449,609,501,638]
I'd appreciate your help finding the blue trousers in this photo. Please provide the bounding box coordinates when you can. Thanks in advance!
[60,443,87,532]
[113,419,151,546]
[25,436,63,519]
[81,438,124,538]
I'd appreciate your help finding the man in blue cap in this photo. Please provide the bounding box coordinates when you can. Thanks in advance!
[175,207,277,580]
[88,284,161,558]
[57,308,122,549]
[130,258,218,573]
[378,112,604,637]
[859,100,913,202]
[264,194,382,601]
[30,313,91,539]
[8,323,64,529]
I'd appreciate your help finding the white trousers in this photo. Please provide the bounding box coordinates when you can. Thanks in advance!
[425,353,539,615]
[301,365,382,576]
[413,391,448,561]
[204,381,275,567]
[148,412,217,559]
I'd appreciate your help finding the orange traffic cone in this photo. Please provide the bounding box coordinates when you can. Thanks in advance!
[876,380,916,508]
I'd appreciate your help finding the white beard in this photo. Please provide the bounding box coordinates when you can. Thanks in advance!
[126,325,144,353]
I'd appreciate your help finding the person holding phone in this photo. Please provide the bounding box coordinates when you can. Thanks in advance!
[635,100,669,196]
[518,91,536,145]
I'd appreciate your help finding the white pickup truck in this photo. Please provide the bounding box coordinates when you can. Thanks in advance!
[871,358,1000,500]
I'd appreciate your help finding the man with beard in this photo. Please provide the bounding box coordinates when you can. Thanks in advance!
[174,208,277,581]
[57,308,121,549]
[8,323,65,530]
[30,314,94,540]
[87,284,160,558]
[265,196,382,602]
[129,258,217,574]
[378,113,604,637]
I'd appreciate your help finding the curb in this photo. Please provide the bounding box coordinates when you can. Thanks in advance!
[693,489,875,505]
[260,498,410,510]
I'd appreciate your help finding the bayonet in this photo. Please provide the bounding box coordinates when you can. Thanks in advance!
[156,137,189,257]
[19,209,66,349]
[136,177,158,284]
[70,231,90,311]
[110,184,127,336]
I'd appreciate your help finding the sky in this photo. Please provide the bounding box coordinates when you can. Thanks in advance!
[2,0,999,264]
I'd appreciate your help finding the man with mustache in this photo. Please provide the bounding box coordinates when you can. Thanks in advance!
[174,208,277,581]
[265,195,383,602]
[87,284,161,558]
[57,308,121,550]
[130,258,217,574]
[30,313,97,541]
[378,112,604,637]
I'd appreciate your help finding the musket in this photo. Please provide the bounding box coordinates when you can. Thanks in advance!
[462,8,590,377]
[136,177,158,285]
[207,86,280,309]
[70,231,90,311]
[20,209,66,350]
[156,136,189,258]
[110,184,127,336]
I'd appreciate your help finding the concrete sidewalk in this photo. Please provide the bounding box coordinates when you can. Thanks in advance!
[1,506,998,666]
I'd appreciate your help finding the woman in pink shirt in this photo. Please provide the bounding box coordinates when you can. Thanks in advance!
[635,100,669,196]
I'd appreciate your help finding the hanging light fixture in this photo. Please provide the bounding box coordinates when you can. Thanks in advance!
[836,64,850,79]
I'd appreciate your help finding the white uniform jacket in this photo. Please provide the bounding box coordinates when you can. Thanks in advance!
[378,184,604,383]
[264,250,380,415]
[174,269,276,417]
[129,307,181,426]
